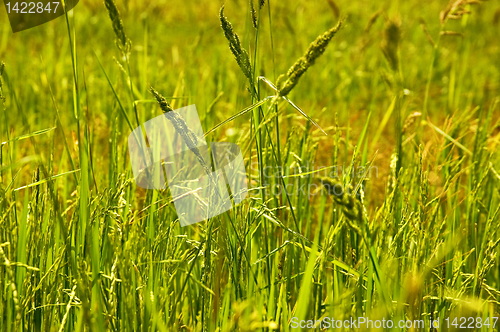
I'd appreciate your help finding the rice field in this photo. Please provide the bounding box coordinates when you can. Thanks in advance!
[1,0,500,331]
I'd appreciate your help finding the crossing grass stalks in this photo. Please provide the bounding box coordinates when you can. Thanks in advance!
[0,0,499,331]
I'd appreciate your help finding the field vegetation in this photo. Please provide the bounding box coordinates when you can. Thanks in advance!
[1,0,500,330]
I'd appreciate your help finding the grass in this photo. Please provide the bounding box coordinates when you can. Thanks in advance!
[1,0,500,331]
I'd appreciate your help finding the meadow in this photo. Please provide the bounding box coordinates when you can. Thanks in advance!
[1,0,500,330]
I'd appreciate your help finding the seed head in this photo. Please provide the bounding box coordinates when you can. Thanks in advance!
[149,87,211,179]
[494,8,500,25]
[319,176,363,223]
[150,87,174,113]
[277,20,342,97]
[220,6,253,84]
[440,0,481,24]
[104,0,131,56]
[326,0,340,18]
[250,0,258,29]
[380,18,401,72]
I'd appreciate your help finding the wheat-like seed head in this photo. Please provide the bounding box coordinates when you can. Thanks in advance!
[150,87,213,180]
[276,20,343,97]
[104,0,131,56]
[440,0,482,24]
[494,8,500,25]
[381,18,401,72]
[150,87,174,114]
[250,0,258,29]
[220,6,253,84]
[318,176,363,223]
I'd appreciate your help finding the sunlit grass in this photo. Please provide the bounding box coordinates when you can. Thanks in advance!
[0,0,499,331]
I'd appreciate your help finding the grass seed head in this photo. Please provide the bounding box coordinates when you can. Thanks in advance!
[104,0,131,56]
[318,176,363,222]
[326,0,340,18]
[440,0,481,24]
[150,87,174,113]
[277,20,343,97]
[220,6,253,84]
[364,10,381,33]
[250,0,258,29]
[150,86,204,149]
[380,17,401,72]
[149,87,212,179]
[494,8,500,25]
